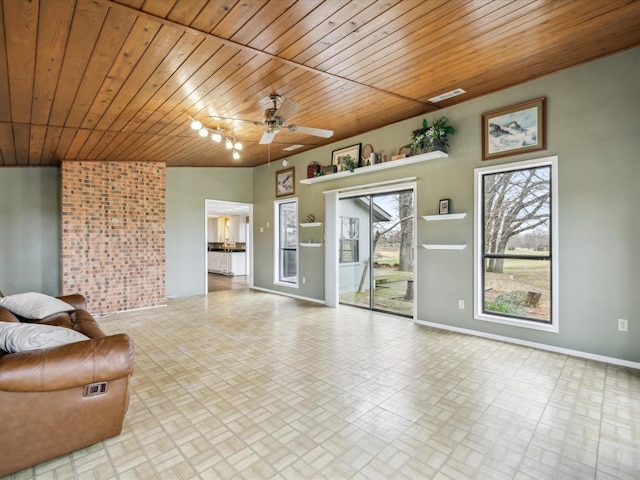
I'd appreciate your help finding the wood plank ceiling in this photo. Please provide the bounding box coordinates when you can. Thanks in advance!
[1,0,639,168]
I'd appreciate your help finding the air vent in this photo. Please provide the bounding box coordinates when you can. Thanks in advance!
[283,144,304,151]
[428,88,466,103]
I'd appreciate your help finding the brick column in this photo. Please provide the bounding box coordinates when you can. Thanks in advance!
[61,161,166,314]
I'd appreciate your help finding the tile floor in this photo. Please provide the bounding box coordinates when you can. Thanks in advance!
[6,290,639,479]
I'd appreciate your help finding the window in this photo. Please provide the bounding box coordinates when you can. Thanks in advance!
[275,199,298,286]
[339,217,359,263]
[474,156,558,332]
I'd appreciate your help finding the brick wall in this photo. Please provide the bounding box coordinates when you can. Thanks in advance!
[61,161,166,314]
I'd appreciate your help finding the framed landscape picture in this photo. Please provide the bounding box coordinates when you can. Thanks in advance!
[482,97,546,161]
[275,167,295,197]
[332,143,361,171]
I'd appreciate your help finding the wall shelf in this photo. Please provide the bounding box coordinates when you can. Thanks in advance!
[422,244,467,250]
[299,222,322,227]
[300,242,323,247]
[299,150,448,185]
[423,213,467,221]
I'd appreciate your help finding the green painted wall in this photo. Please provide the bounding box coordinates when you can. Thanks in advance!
[0,48,637,363]
[166,167,253,298]
[0,167,60,296]
[252,47,640,362]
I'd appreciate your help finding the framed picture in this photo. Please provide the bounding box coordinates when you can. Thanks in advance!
[439,199,450,215]
[482,97,546,161]
[332,143,361,171]
[275,167,295,197]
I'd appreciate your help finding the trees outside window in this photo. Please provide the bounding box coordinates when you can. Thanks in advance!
[275,199,297,285]
[475,157,558,331]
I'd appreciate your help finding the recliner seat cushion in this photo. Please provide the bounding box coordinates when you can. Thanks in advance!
[0,322,89,353]
[0,292,74,319]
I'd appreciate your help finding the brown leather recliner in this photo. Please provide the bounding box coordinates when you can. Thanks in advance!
[0,294,134,477]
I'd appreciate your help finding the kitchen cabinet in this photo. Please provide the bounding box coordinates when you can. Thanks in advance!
[208,251,246,275]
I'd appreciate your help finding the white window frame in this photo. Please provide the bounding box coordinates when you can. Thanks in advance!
[274,198,298,288]
[474,156,559,333]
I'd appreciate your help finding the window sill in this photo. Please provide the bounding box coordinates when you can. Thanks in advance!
[475,311,558,333]
[274,280,299,289]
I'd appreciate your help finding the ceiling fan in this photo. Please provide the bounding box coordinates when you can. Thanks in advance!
[209,95,334,145]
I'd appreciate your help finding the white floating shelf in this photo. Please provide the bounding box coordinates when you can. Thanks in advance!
[299,222,322,227]
[299,150,448,185]
[423,213,467,221]
[300,242,323,247]
[422,244,467,250]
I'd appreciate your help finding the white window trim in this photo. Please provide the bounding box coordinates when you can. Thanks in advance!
[474,156,559,333]
[273,198,299,288]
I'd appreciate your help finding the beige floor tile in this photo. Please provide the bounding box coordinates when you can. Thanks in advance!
[4,290,639,479]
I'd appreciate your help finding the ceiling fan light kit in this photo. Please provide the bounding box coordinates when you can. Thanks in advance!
[190,95,332,161]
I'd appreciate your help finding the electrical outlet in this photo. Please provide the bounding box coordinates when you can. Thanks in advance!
[260,227,264,233]
[302,277,306,284]
[458,300,464,310]
[618,318,628,332]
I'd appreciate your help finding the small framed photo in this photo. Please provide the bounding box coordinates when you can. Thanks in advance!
[439,199,450,215]
[482,97,546,161]
[275,167,295,197]
[332,143,361,171]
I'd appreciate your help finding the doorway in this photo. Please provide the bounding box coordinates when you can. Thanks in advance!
[337,189,415,317]
[205,200,252,293]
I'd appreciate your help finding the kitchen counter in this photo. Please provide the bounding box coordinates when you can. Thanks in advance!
[207,250,246,275]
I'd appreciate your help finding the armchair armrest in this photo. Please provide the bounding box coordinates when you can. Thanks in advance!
[0,306,19,323]
[57,294,87,311]
[0,333,134,392]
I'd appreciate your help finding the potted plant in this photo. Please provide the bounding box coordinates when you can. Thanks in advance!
[406,115,456,154]
[342,155,357,172]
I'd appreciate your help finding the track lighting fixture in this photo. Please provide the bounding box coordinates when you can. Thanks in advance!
[188,116,241,160]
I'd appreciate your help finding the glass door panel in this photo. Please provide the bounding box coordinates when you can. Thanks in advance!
[371,191,414,316]
[337,197,371,309]
[338,189,414,318]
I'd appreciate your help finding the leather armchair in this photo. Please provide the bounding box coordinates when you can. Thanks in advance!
[0,294,134,477]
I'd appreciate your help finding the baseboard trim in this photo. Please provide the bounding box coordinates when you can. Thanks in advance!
[415,319,640,370]
[250,286,326,305]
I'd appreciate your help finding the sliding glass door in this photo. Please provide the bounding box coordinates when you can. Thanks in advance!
[338,189,415,317]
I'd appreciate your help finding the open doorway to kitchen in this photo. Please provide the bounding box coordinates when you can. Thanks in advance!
[205,200,252,292]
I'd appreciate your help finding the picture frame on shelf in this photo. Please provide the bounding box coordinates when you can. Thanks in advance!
[275,167,295,197]
[482,97,546,161]
[439,199,450,215]
[332,143,361,172]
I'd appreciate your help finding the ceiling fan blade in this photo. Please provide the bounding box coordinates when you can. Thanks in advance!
[287,125,334,138]
[259,130,278,144]
[274,98,300,122]
[208,115,263,126]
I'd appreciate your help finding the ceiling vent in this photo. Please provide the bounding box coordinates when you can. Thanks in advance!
[428,88,466,103]
[283,144,304,151]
